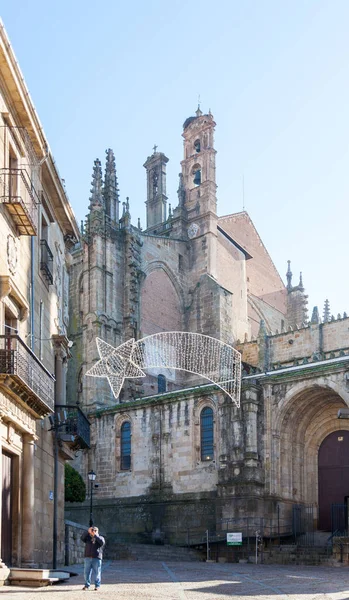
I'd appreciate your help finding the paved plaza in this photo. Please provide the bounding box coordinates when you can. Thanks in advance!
[1,561,349,600]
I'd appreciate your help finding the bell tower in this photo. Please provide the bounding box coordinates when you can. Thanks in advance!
[143,147,169,230]
[181,107,217,216]
[181,108,218,278]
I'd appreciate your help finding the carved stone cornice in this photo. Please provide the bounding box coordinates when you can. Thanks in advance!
[0,392,36,434]
[0,275,29,321]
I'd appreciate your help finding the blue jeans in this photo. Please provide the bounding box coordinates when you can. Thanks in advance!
[84,557,102,588]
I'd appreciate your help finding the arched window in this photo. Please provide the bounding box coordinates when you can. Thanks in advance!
[158,374,167,394]
[194,139,201,153]
[200,407,214,461]
[192,163,201,187]
[120,422,131,470]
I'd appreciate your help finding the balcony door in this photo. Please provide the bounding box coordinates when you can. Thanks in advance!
[1,451,13,565]
[9,146,18,198]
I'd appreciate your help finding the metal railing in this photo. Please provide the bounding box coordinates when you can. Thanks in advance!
[0,334,54,414]
[0,168,39,235]
[56,404,91,449]
[40,239,54,284]
[161,515,293,548]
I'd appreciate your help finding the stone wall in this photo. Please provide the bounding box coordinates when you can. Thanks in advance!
[237,317,349,369]
[64,520,89,565]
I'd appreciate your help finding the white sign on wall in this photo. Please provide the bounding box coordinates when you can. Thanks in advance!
[227,532,242,546]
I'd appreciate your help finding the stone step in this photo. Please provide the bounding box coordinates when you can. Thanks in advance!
[8,568,71,588]
[9,577,62,587]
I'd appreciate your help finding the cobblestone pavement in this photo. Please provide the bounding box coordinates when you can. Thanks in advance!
[1,561,349,600]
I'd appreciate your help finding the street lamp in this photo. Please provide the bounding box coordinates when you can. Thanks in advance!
[88,470,96,526]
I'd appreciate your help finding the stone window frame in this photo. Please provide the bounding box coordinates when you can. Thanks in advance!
[200,406,214,462]
[115,413,132,473]
[193,397,218,466]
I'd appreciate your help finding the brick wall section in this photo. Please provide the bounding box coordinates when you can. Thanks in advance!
[216,232,248,341]
[141,270,182,336]
[218,212,287,314]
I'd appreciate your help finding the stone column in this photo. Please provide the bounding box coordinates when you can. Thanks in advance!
[0,416,10,582]
[55,351,64,406]
[51,335,70,407]
[21,433,36,567]
[242,385,259,467]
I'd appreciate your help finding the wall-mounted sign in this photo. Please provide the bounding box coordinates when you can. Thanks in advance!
[227,532,242,546]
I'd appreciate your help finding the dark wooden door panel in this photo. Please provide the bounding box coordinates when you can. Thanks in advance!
[318,431,349,531]
[1,452,12,565]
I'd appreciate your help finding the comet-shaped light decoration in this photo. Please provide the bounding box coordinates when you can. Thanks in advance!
[85,332,241,407]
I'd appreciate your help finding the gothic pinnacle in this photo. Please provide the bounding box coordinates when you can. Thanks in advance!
[89,158,103,211]
[299,272,304,291]
[323,299,330,323]
[103,148,119,222]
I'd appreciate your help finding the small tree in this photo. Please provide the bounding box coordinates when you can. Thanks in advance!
[65,463,86,502]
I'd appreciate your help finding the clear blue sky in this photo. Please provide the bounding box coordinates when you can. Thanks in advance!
[2,0,349,319]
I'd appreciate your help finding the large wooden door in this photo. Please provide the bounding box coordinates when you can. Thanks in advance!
[1,451,13,565]
[318,430,349,531]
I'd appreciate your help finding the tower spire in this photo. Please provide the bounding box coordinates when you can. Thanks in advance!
[89,159,103,211]
[103,149,119,222]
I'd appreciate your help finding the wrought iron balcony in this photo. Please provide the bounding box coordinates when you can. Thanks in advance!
[55,405,91,449]
[0,335,55,417]
[0,168,39,235]
[40,239,54,285]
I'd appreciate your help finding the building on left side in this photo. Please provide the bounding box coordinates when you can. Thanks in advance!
[0,20,88,578]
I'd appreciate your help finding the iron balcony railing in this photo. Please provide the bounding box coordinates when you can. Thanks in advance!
[0,334,55,416]
[55,405,91,449]
[0,168,39,235]
[40,239,54,285]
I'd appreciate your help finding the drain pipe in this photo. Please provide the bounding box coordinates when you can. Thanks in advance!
[30,238,35,350]
[30,148,48,350]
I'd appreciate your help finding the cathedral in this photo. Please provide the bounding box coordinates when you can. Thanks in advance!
[66,108,349,546]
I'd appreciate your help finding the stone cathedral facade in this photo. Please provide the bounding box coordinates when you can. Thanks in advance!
[66,108,349,544]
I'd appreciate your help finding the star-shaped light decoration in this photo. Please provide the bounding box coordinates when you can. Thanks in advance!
[85,337,146,399]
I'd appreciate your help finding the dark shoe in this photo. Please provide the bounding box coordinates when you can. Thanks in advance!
[94,587,100,591]
[82,586,90,590]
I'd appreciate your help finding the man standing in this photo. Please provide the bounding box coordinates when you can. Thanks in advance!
[81,526,105,591]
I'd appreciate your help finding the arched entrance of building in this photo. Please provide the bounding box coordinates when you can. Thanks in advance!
[273,381,349,531]
[318,430,349,531]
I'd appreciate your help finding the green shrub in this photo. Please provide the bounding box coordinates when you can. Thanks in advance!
[65,463,86,502]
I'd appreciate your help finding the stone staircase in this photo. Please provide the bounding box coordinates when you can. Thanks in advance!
[261,531,338,566]
[104,542,204,562]
[262,544,333,565]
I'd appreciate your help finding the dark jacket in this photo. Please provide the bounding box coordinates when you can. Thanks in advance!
[81,532,105,559]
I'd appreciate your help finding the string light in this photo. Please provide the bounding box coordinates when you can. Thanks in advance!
[85,332,241,407]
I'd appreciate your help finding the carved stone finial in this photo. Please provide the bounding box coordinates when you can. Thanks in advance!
[299,272,304,290]
[177,173,186,206]
[286,260,292,290]
[311,306,320,324]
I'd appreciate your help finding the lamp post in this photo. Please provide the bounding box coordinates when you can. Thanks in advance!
[88,470,96,526]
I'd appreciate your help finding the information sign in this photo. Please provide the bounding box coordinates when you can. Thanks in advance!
[227,532,242,546]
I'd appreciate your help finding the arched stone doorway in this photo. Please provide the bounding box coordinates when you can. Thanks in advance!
[271,381,349,529]
[318,430,349,531]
